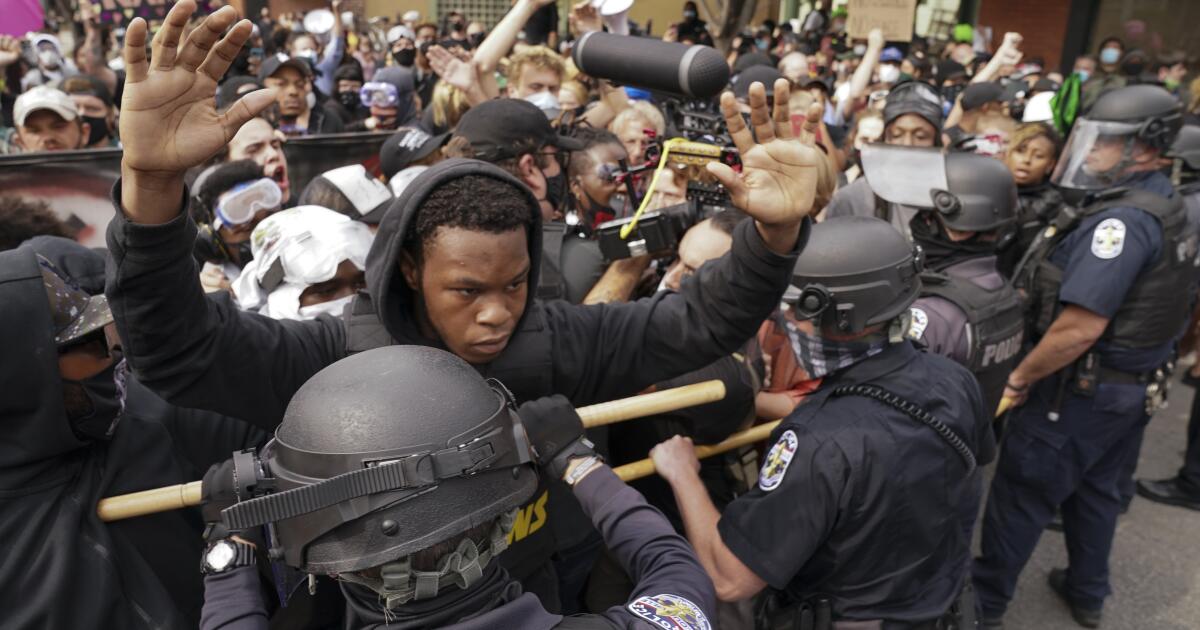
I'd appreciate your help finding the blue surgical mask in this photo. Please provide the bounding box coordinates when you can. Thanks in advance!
[1075,69,1090,83]
[756,39,770,51]
[1100,48,1121,66]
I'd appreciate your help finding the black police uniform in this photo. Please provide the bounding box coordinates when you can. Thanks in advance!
[104,158,803,610]
[974,171,1189,616]
[538,221,608,304]
[201,467,717,630]
[997,182,1065,278]
[718,341,994,627]
[909,256,1025,415]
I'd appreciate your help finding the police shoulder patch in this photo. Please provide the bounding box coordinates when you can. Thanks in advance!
[628,593,712,630]
[907,307,929,340]
[1090,218,1126,259]
[758,429,799,491]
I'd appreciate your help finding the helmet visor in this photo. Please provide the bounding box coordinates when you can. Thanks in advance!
[861,144,948,209]
[216,178,283,228]
[1050,118,1141,190]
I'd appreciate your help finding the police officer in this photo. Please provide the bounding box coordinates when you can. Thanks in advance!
[106,3,822,613]
[823,80,946,240]
[1137,124,1200,511]
[651,216,994,629]
[873,149,1024,416]
[974,84,1187,629]
[199,346,717,630]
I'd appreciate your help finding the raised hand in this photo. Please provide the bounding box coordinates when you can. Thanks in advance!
[706,78,823,254]
[427,44,476,91]
[0,35,19,68]
[569,0,602,37]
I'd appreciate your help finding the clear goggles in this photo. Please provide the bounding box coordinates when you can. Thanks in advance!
[359,81,400,108]
[1050,118,1142,191]
[215,178,283,228]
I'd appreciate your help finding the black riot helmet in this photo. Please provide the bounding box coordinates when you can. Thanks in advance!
[862,145,1017,233]
[783,216,923,333]
[1052,84,1182,191]
[220,346,536,592]
[1168,124,1200,171]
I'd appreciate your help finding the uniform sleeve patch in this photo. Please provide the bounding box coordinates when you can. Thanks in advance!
[758,430,799,491]
[628,594,712,630]
[907,307,929,340]
[1090,218,1126,259]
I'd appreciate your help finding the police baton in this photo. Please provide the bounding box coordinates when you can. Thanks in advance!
[613,420,783,482]
[96,380,728,522]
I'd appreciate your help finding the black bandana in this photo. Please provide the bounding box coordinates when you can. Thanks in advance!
[910,214,996,272]
[343,563,517,629]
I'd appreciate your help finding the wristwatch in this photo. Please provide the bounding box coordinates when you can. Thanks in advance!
[201,538,257,575]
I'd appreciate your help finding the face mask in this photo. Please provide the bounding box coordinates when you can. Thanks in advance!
[1099,48,1121,66]
[296,48,319,63]
[38,49,60,69]
[525,90,561,119]
[297,294,355,319]
[683,10,697,20]
[1075,69,1090,83]
[756,39,770,51]
[878,64,901,84]
[541,167,567,212]
[82,115,109,147]
[853,44,867,56]
[1121,59,1145,77]
[306,92,317,111]
[63,357,127,441]
[783,319,887,379]
[1166,77,1181,91]
[233,240,255,268]
[392,48,416,67]
[468,32,486,48]
[337,90,361,110]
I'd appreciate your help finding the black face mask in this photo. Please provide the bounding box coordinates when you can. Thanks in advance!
[541,168,567,213]
[63,357,127,442]
[1121,59,1146,77]
[233,240,255,268]
[82,115,109,147]
[909,214,996,270]
[468,32,485,48]
[392,48,416,67]
[337,90,361,110]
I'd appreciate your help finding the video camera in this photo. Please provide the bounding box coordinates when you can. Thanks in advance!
[595,197,734,262]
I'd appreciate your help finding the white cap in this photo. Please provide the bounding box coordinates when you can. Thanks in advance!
[402,10,420,22]
[30,33,63,54]
[1022,91,1055,123]
[387,25,415,44]
[14,85,78,127]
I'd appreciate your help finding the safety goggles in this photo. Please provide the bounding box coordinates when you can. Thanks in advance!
[215,178,283,228]
[359,81,400,108]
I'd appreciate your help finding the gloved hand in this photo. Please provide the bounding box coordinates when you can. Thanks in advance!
[518,395,600,484]
[201,457,237,542]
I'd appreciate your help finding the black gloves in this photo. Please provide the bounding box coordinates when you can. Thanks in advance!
[201,457,237,542]
[518,395,600,483]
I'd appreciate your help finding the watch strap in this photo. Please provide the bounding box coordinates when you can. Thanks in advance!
[201,539,257,575]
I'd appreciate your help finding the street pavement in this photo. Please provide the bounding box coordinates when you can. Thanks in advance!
[983,376,1200,629]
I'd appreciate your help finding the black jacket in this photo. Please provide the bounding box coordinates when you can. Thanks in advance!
[0,240,265,630]
[105,158,804,429]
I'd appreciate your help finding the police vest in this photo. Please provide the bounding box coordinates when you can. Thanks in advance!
[343,292,558,581]
[919,269,1024,415]
[538,222,569,301]
[1016,189,1191,351]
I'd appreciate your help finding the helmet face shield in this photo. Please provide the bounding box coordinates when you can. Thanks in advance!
[1051,118,1142,190]
[861,144,948,209]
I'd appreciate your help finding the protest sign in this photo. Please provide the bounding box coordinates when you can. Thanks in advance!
[847,0,918,42]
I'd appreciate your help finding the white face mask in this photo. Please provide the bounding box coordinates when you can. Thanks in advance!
[297,48,319,63]
[297,294,355,319]
[306,92,317,110]
[38,49,60,69]
[853,44,867,57]
[525,90,561,120]
[877,64,901,84]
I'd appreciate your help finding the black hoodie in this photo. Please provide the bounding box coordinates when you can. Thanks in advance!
[0,239,265,630]
[105,157,805,595]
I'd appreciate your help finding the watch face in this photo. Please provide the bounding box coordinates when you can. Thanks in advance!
[207,541,235,570]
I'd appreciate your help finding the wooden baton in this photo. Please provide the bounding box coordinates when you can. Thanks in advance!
[97,380,727,522]
[613,419,783,482]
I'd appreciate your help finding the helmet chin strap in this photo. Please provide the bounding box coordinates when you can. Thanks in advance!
[337,509,517,610]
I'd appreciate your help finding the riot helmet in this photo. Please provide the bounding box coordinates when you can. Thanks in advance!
[1167,124,1200,178]
[863,146,1017,233]
[1051,84,1182,191]
[219,346,536,603]
[783,216,923,333]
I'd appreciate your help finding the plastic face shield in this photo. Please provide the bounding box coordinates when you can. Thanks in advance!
[216,178,283,228]
[860,144,948,208]
[1050,118,1142,190]
[359,81,400,108]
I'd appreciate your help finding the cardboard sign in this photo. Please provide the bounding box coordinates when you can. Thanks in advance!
[846,0,918,43]
[94,0,214,26]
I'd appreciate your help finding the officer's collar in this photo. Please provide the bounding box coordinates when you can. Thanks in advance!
[823,340,919,388]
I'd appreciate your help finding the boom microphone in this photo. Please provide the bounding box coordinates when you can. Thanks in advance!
[572,32,730,99]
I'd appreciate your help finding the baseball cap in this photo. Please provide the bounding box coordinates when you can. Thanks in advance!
[961,82,1005,111]
[216,76,263,110]
[380,127,450,179]
[453,99,584,162]
[796,75,832,94]
[38,255,112,346]
[880,47,904,63]
[732,51,774,75]
[733,65,784,99]
[14,86,78,127]
[258,54,313,83]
